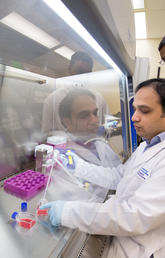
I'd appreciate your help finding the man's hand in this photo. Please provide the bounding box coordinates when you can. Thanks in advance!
[40,200,65,227]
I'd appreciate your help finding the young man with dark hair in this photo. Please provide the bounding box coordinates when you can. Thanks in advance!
[68,51,93,75]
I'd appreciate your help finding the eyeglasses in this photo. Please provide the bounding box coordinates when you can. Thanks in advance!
[77,109,98,119]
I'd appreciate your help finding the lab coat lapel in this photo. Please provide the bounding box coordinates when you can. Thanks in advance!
[133,140,165,167]
[94,140,106,162]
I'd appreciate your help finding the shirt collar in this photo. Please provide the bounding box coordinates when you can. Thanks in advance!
[143,131,165,150]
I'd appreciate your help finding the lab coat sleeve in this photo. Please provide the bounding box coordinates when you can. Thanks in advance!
[105,144,121,167]
[74,157,124,190]
[62,159,165,236]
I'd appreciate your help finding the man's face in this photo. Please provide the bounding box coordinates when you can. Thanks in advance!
[132,86,165,140]
[69,61,92,75]
[160,45,165,62]
[63,95,99,134]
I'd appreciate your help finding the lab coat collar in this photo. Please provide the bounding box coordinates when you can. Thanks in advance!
[143,131,165,149]
[134,139,165,166]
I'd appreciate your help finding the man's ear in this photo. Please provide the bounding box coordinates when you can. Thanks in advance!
[62,117,71,129]
[161,110,165,117]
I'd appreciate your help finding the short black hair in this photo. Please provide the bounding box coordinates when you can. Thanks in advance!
[59,88,96,119]
[135,78,165,112]
[158,37,165,51]
[70,51,93,69]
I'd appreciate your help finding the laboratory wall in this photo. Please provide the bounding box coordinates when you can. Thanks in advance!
[136,39,165,78]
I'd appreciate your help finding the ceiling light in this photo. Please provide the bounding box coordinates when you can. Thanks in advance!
[43,0,122,74]
[134,12,147,39]
[54,46,74,60]
[0,12,59,49]
[132,0,144,9]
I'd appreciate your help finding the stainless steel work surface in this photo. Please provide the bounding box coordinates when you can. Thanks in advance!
[0,186,73,258]
[0,168,108,258]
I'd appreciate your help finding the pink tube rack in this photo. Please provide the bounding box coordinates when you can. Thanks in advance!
[4,170,48,200]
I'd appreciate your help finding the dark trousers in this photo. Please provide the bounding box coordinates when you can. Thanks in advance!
[150,255,154,258]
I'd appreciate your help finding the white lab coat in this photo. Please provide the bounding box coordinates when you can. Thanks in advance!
[61,140,165,258]
[66,137,121,168]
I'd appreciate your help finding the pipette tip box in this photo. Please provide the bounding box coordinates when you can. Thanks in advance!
[4,170,48,200]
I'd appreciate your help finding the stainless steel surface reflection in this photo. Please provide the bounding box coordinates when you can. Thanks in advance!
[0,164,107,258]
[0,186,72,258]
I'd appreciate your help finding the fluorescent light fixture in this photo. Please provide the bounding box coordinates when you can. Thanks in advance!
[132,0,144,9]
[0,12,59,49]
[43,0,122,74]
[134,12,147,39]
[54,46,74,60]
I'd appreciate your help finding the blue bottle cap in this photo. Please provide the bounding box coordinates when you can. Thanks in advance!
[21,202,27,212]
[11,211,18,220]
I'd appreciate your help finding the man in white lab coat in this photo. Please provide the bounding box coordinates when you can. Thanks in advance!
[41,78,165,258]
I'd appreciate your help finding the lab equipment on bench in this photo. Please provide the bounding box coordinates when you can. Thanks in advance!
[36,198,49,217]
[21,202,27,212]
[47,135,67,149]
[35,144,54,173]
[97,120,118,136]
[11,202,36,230]
[37,150,58,218]
[38,149,83,217]
[4,170,48,200]
[11,211,18,220]
[11,202,28,221]
[16,212,36,229]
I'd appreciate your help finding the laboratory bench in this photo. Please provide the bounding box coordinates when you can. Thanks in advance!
[0,168,111,258]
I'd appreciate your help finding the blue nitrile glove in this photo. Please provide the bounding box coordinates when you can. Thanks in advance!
[60,151,80,173]
[40,200,65,227]
[39,220,56,233]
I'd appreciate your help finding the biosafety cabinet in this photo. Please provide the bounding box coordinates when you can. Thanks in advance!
[0,0,136,257]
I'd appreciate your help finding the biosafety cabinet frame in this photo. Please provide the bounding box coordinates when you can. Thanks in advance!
[0,1,136,257]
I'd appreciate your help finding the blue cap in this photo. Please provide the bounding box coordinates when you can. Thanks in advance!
[11,211,18,220]
[97,125,105,136]
[21,202,27,212]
